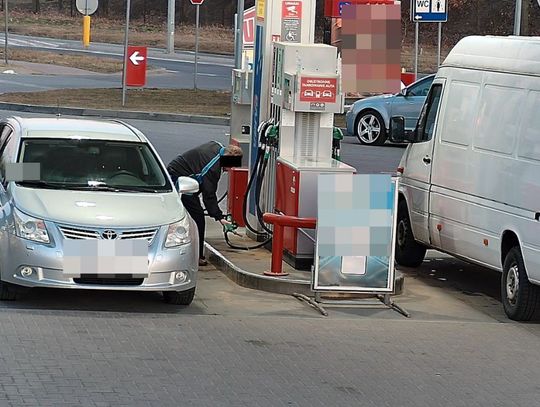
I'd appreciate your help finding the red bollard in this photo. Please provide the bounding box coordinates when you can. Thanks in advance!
[262,213,317,277]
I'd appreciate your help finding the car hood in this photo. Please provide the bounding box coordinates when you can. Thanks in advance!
[11,186,185,228]
[355,94,395,105]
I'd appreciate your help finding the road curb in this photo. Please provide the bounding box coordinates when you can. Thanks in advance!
[0,102,231,126]
[204,242,405,298]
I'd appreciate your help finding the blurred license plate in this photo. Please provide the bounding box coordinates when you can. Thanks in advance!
[63,240,148,277]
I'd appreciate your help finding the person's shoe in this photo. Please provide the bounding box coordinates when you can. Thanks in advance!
[198,258,208,267]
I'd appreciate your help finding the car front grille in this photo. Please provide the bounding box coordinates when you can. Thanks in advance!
[73,276,144,286]
[58,225,158,244]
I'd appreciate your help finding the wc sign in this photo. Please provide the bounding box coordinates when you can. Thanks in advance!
[411,0,448,22]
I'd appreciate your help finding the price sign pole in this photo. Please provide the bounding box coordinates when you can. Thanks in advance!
[194,3,200,89]
[190,0,204,90]
[76,0,98,47]
[122,0,131,106]
[4,0,8,65]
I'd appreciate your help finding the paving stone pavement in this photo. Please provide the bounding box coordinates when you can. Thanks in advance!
[0,264,539,407]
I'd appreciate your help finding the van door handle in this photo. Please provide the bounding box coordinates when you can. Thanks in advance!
[423,156,431,164]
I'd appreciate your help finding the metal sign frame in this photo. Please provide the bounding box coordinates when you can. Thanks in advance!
[312,175,399,294]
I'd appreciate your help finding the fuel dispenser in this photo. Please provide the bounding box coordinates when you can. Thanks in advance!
[270,42,356,269]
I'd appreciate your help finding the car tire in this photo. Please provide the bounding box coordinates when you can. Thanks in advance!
[502,246,540,321]
[395,200,426,267]
[355,110,387,146]
[163,287,195,306]
[0,281,20,301]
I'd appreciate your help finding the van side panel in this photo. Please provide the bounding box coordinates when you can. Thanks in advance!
[429,68,540,279]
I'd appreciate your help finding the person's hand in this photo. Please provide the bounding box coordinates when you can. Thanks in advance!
[219,218,232,226]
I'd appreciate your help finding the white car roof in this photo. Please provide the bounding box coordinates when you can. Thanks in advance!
[11,117,145,142]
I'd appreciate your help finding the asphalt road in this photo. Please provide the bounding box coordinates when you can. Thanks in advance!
[0,34,233,92]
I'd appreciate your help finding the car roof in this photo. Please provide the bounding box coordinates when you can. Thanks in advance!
[9,117,146,142]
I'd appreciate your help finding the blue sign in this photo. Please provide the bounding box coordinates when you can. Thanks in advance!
[411,0,447,23]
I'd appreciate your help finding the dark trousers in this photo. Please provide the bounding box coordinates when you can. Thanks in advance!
[181,193,206,259]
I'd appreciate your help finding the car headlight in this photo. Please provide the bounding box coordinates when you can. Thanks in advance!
[165,216,191,248]
[13,208,50,244]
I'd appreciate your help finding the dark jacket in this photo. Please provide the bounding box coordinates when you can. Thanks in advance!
[166,141,224,221]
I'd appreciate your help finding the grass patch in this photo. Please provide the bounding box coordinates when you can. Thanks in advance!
[8,10,235,55]
[0,88,233,116]
[0,49,125,73]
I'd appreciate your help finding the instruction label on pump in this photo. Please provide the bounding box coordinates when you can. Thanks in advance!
[299,77,337,103]
[281,0,302,43]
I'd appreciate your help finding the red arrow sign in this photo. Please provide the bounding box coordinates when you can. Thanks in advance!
[126,46,147,87]
[190,0,204,4]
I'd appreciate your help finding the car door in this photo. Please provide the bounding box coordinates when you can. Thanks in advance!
[400,79,444,245]
[391,76,434,132]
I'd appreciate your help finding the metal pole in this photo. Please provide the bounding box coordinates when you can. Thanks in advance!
[414,22,419,79]
[235,0,245,69]
[4,0,7,65]
[194,4,199,89]
[122,0,131,106]
[437,22,441,68]
[167,0,175,54]
[514,0,522,35]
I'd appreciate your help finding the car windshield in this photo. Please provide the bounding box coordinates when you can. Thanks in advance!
[15,138,172,192]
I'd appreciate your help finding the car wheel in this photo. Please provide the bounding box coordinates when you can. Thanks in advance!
[163,287,195,306]
[502,246,540,321]
[0,281,20,301]
[355,110,387,146]
[395,200,426,267]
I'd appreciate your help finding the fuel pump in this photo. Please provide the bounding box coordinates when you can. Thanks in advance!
[270,42,356,270]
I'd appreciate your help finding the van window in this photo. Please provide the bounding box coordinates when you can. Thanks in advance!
[441,81,480,147]
[517,90,540,162]
[416,84,442,142]
[474,84,523,156]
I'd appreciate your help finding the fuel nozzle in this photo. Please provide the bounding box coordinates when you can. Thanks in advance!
[223,214,241,236]
[332,127,344,161]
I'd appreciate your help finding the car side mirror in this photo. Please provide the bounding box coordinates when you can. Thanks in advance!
[176,176,199,194]
[400,87,408,97]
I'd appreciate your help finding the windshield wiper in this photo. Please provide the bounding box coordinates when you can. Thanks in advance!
[16,180,63,189]
[65,184,163,193]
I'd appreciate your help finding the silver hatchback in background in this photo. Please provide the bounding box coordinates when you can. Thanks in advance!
[0,116,200,305]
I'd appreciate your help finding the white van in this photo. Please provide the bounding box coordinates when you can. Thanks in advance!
[389,36,540,321]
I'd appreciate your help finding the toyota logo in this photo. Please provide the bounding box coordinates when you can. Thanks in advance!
[102,230,118,240]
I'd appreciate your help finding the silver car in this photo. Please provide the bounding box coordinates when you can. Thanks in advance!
[0,116,199,305]
[345,74,435,145]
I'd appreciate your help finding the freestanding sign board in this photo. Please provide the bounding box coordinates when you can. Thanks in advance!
[313,174,398,293]
[126,46,147,87]
[411,0,448,22]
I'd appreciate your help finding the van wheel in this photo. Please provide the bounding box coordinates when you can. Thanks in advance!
[502,247,539,321]
[395,200,426,267]
[163,287,195,306]
[0,281,20,301]
[355,111,386,146]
